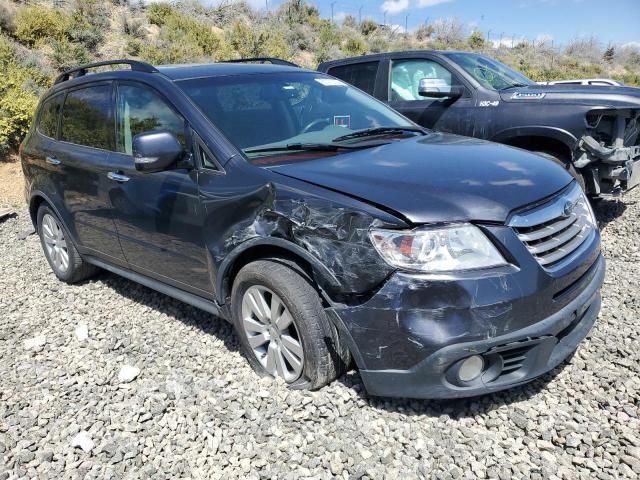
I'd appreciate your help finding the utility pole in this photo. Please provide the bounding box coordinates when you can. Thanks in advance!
[359,5,363,24]
[265,0,268,12]
[405,13,410,34]
[331,1,337,23]
[486,29,491,43]
[383,10,387,26]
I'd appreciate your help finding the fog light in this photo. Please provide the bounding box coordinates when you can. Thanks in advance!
[458,355,484,382]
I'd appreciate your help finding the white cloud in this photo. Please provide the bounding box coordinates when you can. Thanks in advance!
[535,33,554,45]
[417,0,454,6]
[491,36,525,48]
[335,11,348,22]
[622,41,640,50]
[381,0,410,15]
[388,23,407,34]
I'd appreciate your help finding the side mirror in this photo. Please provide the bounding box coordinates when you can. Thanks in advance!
[133,131,184,173]
[418,78,464,99]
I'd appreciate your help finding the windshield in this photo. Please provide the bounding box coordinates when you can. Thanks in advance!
[444,53,536,90]
[177,72,415,161]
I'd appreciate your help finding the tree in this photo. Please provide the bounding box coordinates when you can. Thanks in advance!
[603,45,615,63]
[468,31,485,50]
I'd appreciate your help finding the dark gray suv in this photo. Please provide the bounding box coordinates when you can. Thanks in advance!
[20,60,605,398]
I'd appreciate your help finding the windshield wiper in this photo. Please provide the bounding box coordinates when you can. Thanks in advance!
[332,126,425,143]
[500,83,531,90]
[244,142,373,154]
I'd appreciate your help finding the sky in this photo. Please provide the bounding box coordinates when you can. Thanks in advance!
[250,0,640,47]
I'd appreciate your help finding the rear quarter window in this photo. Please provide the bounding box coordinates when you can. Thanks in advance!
[327,61,379,95]
[37,95,63,139]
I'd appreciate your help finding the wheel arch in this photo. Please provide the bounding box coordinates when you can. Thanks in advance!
[216,237,342,306]
[492,127,579,162]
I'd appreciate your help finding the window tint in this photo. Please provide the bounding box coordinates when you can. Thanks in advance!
[38,95,62,138]
[61,85,114,150]
[327,61,379,95]
[391,59,454,101]
[116,84,186,155]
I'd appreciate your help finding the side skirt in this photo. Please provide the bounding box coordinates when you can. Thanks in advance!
[84,256,227,320]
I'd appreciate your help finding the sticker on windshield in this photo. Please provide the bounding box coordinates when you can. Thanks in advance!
[334,116,351,128]
[315,78,346,86]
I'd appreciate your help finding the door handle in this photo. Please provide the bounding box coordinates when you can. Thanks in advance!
[45,156,61,165]
[107,171,130,183]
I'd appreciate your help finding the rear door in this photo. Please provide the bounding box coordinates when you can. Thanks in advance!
[54,83,127,264]
[106,81,211,296]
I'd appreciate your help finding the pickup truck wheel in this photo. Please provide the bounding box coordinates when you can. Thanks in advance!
[231,259,350,390]
[37,205,99,284]
[535,151,586,192]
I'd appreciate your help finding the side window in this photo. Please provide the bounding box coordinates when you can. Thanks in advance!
[390,59,455,102]
[38,95,63,139]
[61,85,114,150]
[116,84,186,155]
[327,61,379,95]
[199,145,221,171]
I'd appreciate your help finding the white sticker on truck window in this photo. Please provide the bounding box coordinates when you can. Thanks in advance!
[315,78,346,86]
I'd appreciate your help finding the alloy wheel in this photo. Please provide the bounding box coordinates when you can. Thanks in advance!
[41,213,70,273]
[241,285,305,382]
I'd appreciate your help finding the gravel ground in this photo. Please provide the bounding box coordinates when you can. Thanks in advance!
[1,191,639,480]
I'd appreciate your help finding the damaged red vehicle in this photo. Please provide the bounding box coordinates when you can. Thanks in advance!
[21,60,604,398]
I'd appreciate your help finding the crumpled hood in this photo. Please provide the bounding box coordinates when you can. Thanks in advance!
[499,84,640,107]
[268,133,573,224]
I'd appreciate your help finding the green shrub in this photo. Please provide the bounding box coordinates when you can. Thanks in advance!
[48,38,93,72]
[147,3,175,27]
[468,31,485,50]
[14,6,70,46]
[0,36,49,158]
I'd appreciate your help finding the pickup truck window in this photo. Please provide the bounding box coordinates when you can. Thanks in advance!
[444,52,535,90]
[326,62,379,95]
[391,59,454,101]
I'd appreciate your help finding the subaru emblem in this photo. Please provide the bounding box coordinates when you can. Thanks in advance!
[563,200,575,217]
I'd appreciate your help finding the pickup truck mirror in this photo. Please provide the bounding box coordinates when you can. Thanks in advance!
[418,78,464,99]
[133,131,184,173]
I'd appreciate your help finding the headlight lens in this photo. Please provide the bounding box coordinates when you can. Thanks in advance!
[369,224,507,272]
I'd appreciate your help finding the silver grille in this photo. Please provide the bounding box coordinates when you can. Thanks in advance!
[510,183,596,267]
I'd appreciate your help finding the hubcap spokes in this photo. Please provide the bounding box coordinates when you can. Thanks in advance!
[42,214,69,273]
[241,286,304,382]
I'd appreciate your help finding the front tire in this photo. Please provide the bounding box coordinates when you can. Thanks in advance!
[231,259,350,390]
[37,205,99,283]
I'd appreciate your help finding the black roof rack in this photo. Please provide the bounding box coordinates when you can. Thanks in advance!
[54,59,158,85]
[220,57,299,67]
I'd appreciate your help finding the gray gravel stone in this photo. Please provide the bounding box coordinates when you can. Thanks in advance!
[1,191,639,478]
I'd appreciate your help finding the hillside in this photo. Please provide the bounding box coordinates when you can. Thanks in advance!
[1,0,639,159]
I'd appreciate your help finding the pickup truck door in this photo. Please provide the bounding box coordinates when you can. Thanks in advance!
[383,56,475,135]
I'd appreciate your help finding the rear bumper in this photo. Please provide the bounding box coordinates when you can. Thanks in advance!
[329,247,605,399]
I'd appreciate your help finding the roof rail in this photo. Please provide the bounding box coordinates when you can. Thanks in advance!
[54,59,158,85]
[220,57,299,67]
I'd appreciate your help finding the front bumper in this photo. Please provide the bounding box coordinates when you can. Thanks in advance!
[328,226,605,399]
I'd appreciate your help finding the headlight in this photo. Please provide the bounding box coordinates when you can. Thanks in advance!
[369,224,507,272]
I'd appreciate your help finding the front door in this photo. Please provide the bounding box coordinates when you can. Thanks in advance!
[106,82,212,296]
[387,57,474,135]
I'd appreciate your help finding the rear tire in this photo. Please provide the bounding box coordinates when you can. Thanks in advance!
[37,205,99,284]
[534,151,587,192]
[231,259,350,390]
